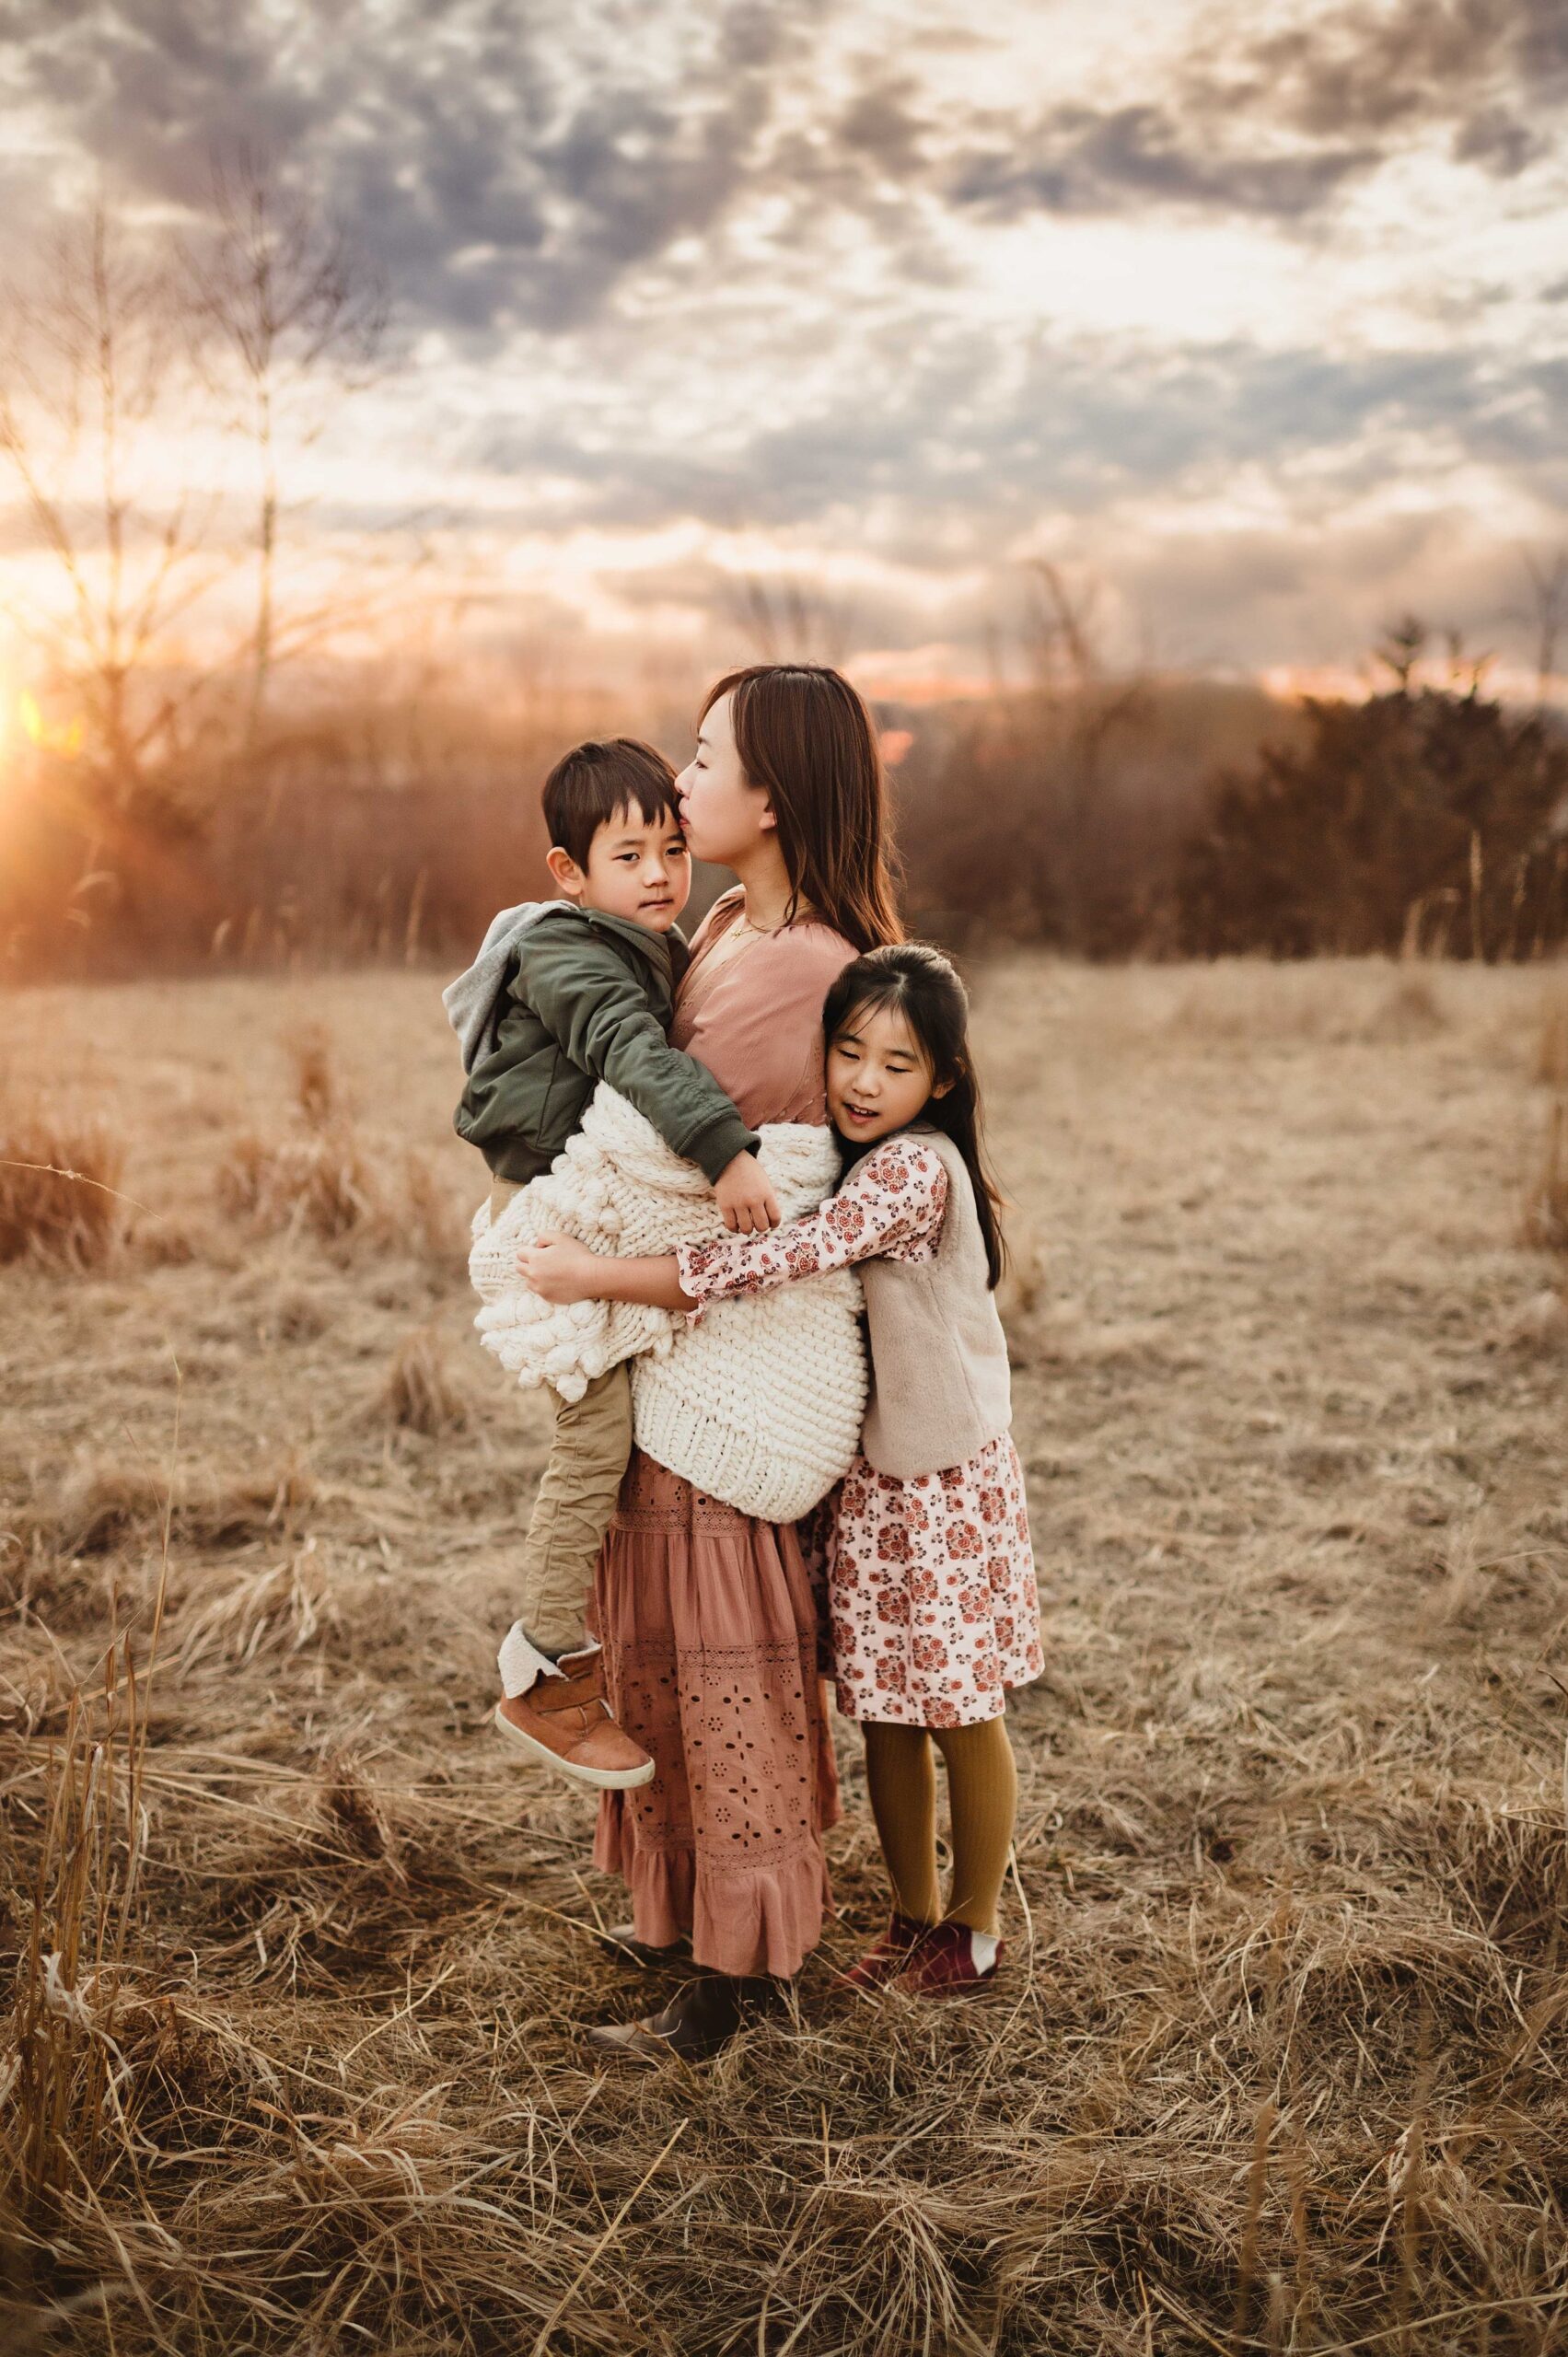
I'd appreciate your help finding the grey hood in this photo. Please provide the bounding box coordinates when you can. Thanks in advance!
[442,901,561,1073]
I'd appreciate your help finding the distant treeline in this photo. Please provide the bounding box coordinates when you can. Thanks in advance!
[3,653,1565,978]
[1178,672,1568,960]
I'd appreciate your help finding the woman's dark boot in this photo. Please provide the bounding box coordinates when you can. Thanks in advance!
[597,1921,692,1969]
[586,1971,784,2061]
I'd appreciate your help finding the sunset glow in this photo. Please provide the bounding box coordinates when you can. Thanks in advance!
[0,0,1563,691]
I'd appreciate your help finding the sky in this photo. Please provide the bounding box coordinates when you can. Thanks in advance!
[2,0,1567,698]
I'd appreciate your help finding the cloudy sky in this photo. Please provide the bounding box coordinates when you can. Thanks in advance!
[3,0,1567,694]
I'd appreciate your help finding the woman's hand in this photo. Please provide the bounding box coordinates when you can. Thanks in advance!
[517,1233,604,1303]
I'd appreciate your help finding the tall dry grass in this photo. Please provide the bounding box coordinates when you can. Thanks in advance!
[215,1022,459,1258]
[0,1120,126,1269]
[1521,1097,1568,1253]
[2,1402,174,2335]
[1519,994,1568,1321]
[380,1326,469,1434]
[3,960,1568,2353]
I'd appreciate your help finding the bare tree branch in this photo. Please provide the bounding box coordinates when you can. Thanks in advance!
[184,149,389,741]
[0,200,222,809]
[1515,548,1568,709]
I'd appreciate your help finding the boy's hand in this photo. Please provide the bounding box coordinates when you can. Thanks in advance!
[517,1233,601,1303]
[714,1150,781,1235]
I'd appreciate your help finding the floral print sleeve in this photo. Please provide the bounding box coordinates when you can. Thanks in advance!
[678,1134,948,1306]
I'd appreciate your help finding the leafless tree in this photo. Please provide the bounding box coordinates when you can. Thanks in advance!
[186,152,388,741]
[726,573,856,667]
[1374,613,1428,690]
[1513,548,1568,709]
[1016,561,1149,948]
[0,202,221,813]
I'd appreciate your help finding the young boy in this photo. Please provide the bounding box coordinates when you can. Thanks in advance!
[445,737,778,1791]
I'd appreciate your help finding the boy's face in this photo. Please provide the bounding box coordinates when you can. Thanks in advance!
[545,805,692,932]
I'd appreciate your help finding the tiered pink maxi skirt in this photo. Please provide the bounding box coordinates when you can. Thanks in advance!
[593,1448,840,1980]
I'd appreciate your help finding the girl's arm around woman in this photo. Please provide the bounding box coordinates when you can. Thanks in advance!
[518,1132,947,1311]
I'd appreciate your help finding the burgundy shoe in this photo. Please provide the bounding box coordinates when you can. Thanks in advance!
[895,1921,1003,1998]
[494,1648,655,1791]
[841,1913,935,1991]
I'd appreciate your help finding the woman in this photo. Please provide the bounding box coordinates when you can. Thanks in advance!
[587,661,902,2060]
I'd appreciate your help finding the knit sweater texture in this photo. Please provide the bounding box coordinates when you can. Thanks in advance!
[468,1084,867,1523]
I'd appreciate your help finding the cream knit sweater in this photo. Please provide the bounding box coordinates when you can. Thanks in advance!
[468,1084,866,1523]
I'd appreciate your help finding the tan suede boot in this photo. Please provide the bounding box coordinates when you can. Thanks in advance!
[494,1648,654,1790]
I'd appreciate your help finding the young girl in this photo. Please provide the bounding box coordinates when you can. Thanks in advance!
[520,942,1043,1995]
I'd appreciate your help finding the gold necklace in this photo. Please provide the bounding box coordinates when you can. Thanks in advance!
[733,901,796,939]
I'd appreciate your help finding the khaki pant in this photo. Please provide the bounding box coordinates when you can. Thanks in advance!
[492,1178,633,1657]
[518,1361,633,1653]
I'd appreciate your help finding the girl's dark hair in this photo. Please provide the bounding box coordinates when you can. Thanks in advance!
[701,664,903,953]
[822,942,1007,1288]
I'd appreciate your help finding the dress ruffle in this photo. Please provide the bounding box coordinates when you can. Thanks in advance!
[592,1449,841,1980]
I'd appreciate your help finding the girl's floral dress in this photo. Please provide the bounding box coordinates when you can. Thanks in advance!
[676,1132,1043,1729]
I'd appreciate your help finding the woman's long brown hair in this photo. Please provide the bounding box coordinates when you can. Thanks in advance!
[702,663,903,952]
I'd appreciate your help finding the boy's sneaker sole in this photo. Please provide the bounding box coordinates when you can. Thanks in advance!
[493,1701,656,1790]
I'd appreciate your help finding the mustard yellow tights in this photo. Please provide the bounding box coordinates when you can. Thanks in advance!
[861,1716,1018,1935]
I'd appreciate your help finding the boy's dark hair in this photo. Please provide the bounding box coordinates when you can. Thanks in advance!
[822,942,1007,1289]
[541,737,679,871]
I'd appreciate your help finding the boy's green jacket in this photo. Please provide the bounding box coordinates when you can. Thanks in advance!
[450,902,760,1187]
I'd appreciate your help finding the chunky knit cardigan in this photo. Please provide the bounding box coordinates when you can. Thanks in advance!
[468,1084,866,1524]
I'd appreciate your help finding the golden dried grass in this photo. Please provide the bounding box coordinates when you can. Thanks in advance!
[45,1457,317,1558]
[380,1326,468,1434]
[1504,1285,1568,1352]
[1520,1096,1568,1254]
[217,1123,384,1240]
[285,1019,339,1129]
[402,1147,463,1262]
[3,959,1568,2355]
[0,1120,126,1268]
[1366,968,1447,1041]
[216,1025,459,1260]
[1534,988,1568,1087]
[173,1538,338,1672]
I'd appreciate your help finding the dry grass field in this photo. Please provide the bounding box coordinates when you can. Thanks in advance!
[4,955,1568,2355]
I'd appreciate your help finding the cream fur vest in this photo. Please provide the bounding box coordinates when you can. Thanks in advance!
[858,1127,1012,1479]
[467,1084,867,1524]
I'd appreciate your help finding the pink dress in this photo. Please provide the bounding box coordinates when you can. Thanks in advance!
[678,1132,1044,1730]
[592,890,858,1980]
